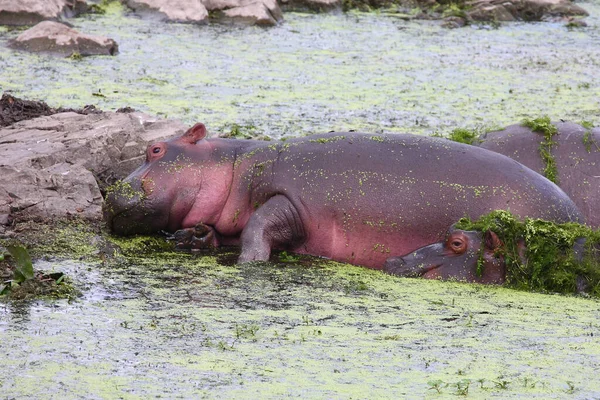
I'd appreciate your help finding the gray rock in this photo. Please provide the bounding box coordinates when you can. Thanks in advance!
[467,0,588,22]
[278,0,340,12]
[9,21,118,57]
[124,0,209,23]
[220,1,281,25]
[0,0,88,26]
[0,111,187,224]
[202,0,283,25]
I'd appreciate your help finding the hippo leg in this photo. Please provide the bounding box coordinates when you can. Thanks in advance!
[238,195,306,263]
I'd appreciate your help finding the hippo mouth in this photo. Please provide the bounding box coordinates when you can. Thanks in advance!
[384,256,442,278]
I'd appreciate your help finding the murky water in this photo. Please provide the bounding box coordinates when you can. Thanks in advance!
[1,2,599,138]
[2,3,600,397]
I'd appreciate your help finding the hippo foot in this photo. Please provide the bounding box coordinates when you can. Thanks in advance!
[167,223,216,251]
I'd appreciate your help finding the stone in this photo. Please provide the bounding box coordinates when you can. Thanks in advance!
[124,0,208,23]
[467,0,588,22]
[203,0,283,24]
[278,0,340,12]
[221,2,280,25]
[0,109,187,224]
[0,0,87,26]
[9,21,118,57]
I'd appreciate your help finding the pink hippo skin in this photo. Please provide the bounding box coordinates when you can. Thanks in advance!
[104,123,582,270]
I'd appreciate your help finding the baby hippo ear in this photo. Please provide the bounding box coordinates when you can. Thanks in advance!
[179,123,207,144]
[484,230,502,251]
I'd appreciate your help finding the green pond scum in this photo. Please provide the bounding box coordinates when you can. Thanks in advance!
[0,221,599,397]
[522,116,560,184]
[2,4,600,137]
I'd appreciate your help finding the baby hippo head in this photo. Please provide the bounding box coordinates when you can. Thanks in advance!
[385,227,506,284]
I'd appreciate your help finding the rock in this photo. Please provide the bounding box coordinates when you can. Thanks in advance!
[466,0,588,22]
[0,109,187,224]
[203,0,283,25]
[124,0,208,23]
[220,1,280,25]
[443,16,468,28]
[9,21,118,57]
[0,0,87,26]
[278,0,340,12]
[468,3,516,21]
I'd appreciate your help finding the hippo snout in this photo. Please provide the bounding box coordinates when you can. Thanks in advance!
[103,179,150,234]
[384,256,406,275]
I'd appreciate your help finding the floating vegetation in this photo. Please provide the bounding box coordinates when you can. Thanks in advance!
[522,116,559,184]
[0,244,78,300]
[456,210,600,296]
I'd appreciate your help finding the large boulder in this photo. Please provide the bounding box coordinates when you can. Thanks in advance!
[0,0,88,26]
[125,0,283,26]
[0,110,186,230]
[466,0,588,22]
[123,0,209,23]
[9,21,119,57]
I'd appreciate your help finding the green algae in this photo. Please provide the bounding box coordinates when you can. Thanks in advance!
[2,7,600,137]
[581,120,597,153]
[447,127,481,144]
[522,116,559,184]
[308,135,346,143]
[3,238,600,397]
[456,210,600,296]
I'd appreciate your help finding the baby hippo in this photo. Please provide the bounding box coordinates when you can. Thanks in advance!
[384,227,506,284]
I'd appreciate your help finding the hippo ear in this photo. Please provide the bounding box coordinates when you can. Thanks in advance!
[484,230,502,251]
[180,123,207,144]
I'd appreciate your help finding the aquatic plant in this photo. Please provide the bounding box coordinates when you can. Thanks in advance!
[522,116,559,184]
[447,128,480,144]
[0,244,76,299]
[456,210,600,296]
[581,121,597,153]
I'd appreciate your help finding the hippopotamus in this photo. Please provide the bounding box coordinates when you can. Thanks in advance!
[385,226,506,284]
[104,123,582,269]
[478,121,600,228]
[384,222,594,291]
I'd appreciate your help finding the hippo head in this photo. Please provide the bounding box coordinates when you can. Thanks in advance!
[104,123,232,236]
[384,227,506,284]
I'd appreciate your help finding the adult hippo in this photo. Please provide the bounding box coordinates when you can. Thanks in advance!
[104,123,582,269]
[479,121,600,227]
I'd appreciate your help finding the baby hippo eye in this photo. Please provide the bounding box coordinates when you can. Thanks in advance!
[447,233,468,254]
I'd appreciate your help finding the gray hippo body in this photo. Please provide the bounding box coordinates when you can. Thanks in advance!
[104,124,582,270]
[479,122,600,227]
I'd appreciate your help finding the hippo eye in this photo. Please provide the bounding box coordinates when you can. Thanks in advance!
[448,236,467,254]
[152,146,161,154]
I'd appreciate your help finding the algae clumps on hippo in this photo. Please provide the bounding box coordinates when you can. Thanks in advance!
[456,210,600,296]
[521,116,559,184]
